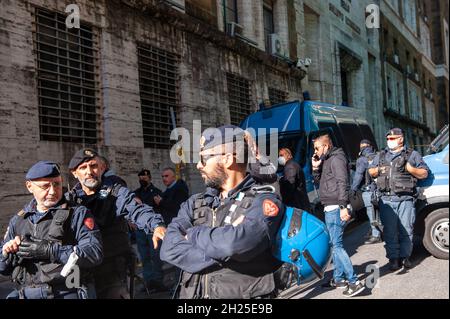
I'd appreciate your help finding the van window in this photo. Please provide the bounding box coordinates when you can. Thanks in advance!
[359,124,378,150]
[338,123,363,161]
[317,122,345,150]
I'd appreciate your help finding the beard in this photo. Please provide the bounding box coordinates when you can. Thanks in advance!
[82,176,101,189]
[203,164,228,190]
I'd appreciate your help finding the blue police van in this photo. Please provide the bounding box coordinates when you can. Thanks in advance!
[416,125,449,259]
[241,99,377,218]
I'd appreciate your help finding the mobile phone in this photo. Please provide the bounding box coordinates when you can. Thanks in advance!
[313,154,320,161]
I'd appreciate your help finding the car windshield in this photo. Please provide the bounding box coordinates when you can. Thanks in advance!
[426,125,449,155]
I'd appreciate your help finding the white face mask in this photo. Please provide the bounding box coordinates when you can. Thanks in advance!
[387,140,399,150]
[278,156,287,166]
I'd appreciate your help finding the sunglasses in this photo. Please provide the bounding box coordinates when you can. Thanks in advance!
[386,136,401,141]
[314,145,326,151]
[30,181,62,192]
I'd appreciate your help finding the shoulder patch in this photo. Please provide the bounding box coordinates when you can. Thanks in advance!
[83,217,95,230]
[17,210,25,217]
[263,199,279,217]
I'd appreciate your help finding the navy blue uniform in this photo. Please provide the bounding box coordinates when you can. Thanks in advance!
[160,176,285,298]
[70,174,164,298]
[351,147,376,192]
[0,199,102,299]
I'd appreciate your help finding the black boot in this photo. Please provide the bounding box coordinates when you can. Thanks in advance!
[388,258,401,271]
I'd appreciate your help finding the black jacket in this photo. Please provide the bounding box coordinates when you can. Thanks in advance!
[312,147,350,207]
[158,179,189,224]
[280,159,311,211]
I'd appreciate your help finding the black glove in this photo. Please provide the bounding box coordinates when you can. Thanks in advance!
[16,236,53,261]
[1,252,23,267]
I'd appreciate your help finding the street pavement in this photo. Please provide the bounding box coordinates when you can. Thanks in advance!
[292,222,449,299]
[0,222,448,299]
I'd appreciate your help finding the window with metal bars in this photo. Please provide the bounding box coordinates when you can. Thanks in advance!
[226,73,253,126]
[138,44,179,149]
[34,8,98,144]
[268,87,288,106]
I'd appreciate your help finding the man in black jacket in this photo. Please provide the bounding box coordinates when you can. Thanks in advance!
[312,134,364,297]
[153,168,189,225]
[278,147,311,211]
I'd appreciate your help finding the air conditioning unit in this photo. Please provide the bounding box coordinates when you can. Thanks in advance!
[227,22,243,37]
[394,54,399,64]
[269,33,286,58]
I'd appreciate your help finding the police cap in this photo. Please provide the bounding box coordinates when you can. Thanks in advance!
[200,125,245,151]
[385,128,404,137]
[68,148,99,170]
[26,161,61,180]
[138,169,151,177]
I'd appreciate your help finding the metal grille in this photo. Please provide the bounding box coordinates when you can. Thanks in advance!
[34,8,98,144]
[268,87,288,105]
[227,73,253,126]
[138,44,179,149]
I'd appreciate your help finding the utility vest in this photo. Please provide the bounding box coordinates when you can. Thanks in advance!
[11,205,75,287]
[178,185,280,299]
[70,182,131,259]
[363,152,377,190]
[376,148,417,196]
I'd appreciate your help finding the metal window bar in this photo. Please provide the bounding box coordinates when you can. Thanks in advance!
[268,87,288,106]
[138,44,179,149]
[226,73,253,126]
[34,8,99,144]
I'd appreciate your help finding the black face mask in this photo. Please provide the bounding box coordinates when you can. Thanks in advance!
[139,180,149,187]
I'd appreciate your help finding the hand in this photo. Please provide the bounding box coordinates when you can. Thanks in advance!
[312,155,322,170]
[244,131,260,160]
[16,236,53,260]
[2,236,21,256]
[152,226,166,249]
[340,208,351,222]
[153,195,162,206]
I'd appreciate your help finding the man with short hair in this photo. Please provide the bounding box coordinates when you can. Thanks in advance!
[278,147,310,211]
[0,161,103,299]
[312,134,365,297]
[161,125,285,299]
[153,167,189,225]
[67,149,166,298]
[368,128,429,271]
[351,139,381,244]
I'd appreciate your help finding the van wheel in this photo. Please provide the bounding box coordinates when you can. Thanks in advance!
[423,208,449,260]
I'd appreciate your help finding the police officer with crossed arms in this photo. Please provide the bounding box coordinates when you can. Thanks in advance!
[368,128,429,271]
[161,125,285,299]
[0,161,103,299]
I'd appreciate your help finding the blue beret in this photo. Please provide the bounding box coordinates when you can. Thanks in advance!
[386,128,404,137]
[26,161,61,180]
[200,125,245,151]
[69,148,98,170]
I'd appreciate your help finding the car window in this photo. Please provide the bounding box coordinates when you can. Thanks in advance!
[338,123,363,162]
[359,124,378,150]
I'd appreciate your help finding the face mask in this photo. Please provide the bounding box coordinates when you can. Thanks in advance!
[278,156,286,166]
[387,140,399,150]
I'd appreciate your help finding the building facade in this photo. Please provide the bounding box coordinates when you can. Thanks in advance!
[0,0,306,226]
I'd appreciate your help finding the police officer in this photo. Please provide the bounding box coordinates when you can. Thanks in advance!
[368,128,429,270]
[67,149,166,299]
[0,161,103,299]
[160,125,285,299]
[351,139,381,244]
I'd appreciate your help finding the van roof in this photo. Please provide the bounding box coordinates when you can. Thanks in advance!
[240,100,367,134]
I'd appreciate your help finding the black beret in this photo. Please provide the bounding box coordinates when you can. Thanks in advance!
[360,139,372,146]
[386,128,404,137]
[26,161,61,180]
[200,125,245,151]
[138,169,151,177]
[68,148,98,170]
